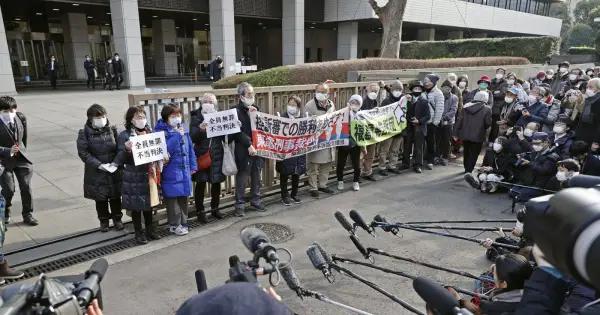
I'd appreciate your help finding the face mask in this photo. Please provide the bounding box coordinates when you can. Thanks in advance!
[315,92,328,102]
[569,74,577,81]
[559,67,568,73]
[587,72,593,76]
[169,116,182,127]
[92,117,107,128]
[367,92,378,100]
[516,130,524,138]
[349,103,361,112]
[458,82,467,89]
[392,90,402,98]
[115,56,120,61]
[86,57,91,61]
[0,113,11,122]
[586,89,596,97]
[553,125,566,134]
[546,75,553,80]
[51,58,55,61]
[524,129,534,137]
[532,144,543,152]
[411,91,422,98]
[479,83,488,90]
[108,60,112,64]
[528,95,538,104]
[493,143,502,153]
[287,106,298,116]
[496,73,504,80]
[506,79,515,85]
[556,171,568,182]
[241,96,255,107]
[8,112,16,121]
[504,96,514,103]
[201,103,216,114]
[133,118,146,129]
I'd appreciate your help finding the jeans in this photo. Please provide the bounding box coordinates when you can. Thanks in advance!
[0,164,33,217]
[463,140,483,173]
[194,182,221,212]
[337,146,361,182]
[280,174,300,198]
[403,128,425,168]
[166,197,189,227]
[95,198,122,223]
[235,158,262,210]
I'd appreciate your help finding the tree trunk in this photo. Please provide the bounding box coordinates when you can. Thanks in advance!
[369,0,408,58]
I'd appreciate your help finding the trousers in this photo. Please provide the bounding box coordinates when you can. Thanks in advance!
[378,136,403,170]
[0,164,33,217]
[131,210,153,234]
[235,158,262,210]
[463,140,483,173]
[95,198,122,223]
[194,182,221,212]
[166,196,189,227]
[308,162,332,190]
[337,146,361,182]
[361,145,376,175]
[436,124,453,159]
[403,128,425,168]
[280,174,300,198]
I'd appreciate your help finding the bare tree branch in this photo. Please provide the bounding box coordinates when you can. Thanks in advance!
[368,0,383,15]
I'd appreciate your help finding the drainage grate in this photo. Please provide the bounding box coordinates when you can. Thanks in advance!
[243,223,294,244]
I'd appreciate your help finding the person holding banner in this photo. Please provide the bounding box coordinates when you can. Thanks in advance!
[360,82,381,181]
[155,104,197,236]
[337,95,366,192]
[276,96,306,205]
[305,83,336,197]
[115,106,161,245]
[378,80,405,175]
[190,93,225,223]
[402,81,431,173]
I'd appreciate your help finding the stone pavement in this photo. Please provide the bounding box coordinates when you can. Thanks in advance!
[4,85,211,252]
[47,163,516,315]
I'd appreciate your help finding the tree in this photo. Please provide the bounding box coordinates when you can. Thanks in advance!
[368,0,408,58]
[567,23,595,47]
[573,0,600,24]
[549,2,572,52]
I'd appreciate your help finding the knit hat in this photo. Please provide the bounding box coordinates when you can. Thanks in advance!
[408,80,424,90]
[349,94,363,106]
[424,74,440,86]
[474,91,489,103]
[389,80,403,91]
[531,132,549,143]
[495,136,508,146]
[496,67,506,73]
[536,71,546,79]
[558,159,580,172]
[478,75,491,85]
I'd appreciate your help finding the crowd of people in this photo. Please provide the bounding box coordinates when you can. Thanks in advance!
[45,53,125,90]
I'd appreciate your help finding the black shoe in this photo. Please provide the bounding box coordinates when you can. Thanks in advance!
[425,163,434,170]
[197,211,208,223]
[114,220,124,231]
[464,173,480,189]
[0,260,24,279]
[414,167,423,173]
[310,190,319,198]
[135,232,148,245]
[211,208,224,219]
[251,203,267,212]
[282,198,292,206]
[22,215,39,226]
[379,169,389,176]
[439,158,449,166]
[146,229,161,241]
[318,187,335,194]
[100,221,110,232]
[388,168,401,174]
[291,196,302,204]
[363,174,377,182]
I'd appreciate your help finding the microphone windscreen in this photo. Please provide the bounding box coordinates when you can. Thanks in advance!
[229,255,240,268]
[373,214,387,223]
[349,210,371,232]
[412,277,458,315]
[88,258,109,280]
[307,245,327,270]
[240,227,270,253]
[312,242,333,264]
[280,264,301,291]
[195,270,208,293]
[350,235,369,259]
[334,211,354,232]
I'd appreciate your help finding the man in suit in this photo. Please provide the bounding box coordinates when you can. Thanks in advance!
[0,96,38,226]
[47,55,58,90]
[84,55,96,89]
[112,53,124,90]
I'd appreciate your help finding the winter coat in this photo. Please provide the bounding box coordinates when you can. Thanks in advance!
[541,100,562,132]
[519,149,560,189]
[230,102,262,171]
[441,94,458,125]
[305,97,335,164]
[275,112,307,176]
[582,152,600,176]
[105,63,114,77]
[209,59,223,80]
[506,135,532,156]
[189,109,226,184]
[548,131,574,160]
[380,94,402,107]
[154,119,197,198]
[426,86,445,125]
[114,128,152,212]
[84,60,95,75]
[550,74,568,96]
[465,88,494,112]
[482,148,515,180]
[455,101,492,143]
[406,95,430,136]
[361,96,377,110]
[76,122,122,201]
[515,268,569,315]
[576,92,600,144]
[515,101,549,127]
[490,78,508,113]
[480,289,523,315]
[112,58,124,74]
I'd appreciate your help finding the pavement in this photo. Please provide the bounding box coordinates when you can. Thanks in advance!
[46,163,516,315]
[4,84,211,252]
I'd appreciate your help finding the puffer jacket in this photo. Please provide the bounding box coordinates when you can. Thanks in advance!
[426,86,445,125]
[305,97,335,164]
[515,101,549,127]
[154,119,197,198]
[190,109,226,184]
[276,112,307,176]
[441,93,458,125]
[480,289,523,315]
[76,121,122,201]
[114,128,151,212]
[549,131,574,160]
[455,101,492,143]
[482,148,515,180]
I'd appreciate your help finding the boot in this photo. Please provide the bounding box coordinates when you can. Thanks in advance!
[0,260,24,279]
[135,231,148,245]
[113,219,124,231]
[211,208,223,220]
[4,208,10,225]
[145,226,161,241]
[99,221,109,233]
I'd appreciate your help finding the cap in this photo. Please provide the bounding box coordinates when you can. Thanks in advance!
[478,75,491,84]
[507,87,520,95]
[409,80,424,90]
[531,132,549,143]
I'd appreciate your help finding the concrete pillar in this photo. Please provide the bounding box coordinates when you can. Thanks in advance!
[337,21,358,60]
[472,32,488,38]
[417,28,435,41]
[152,19,178,76]
[235,24,243,60]
[109,0,145,88]
[62,13,90,80]
[448,30,464,40]
[209,0,236,77]
[282,0,304,65]
[0,6,16,95]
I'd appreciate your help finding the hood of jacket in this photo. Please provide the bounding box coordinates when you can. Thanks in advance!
[154,119,174,133]
[492,289,523,303]
[463,101,486,114]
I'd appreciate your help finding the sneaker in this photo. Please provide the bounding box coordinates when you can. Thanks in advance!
[379,169,389,176]
[291,196,302,204]
[282,198,292,206]
[337,181,344,191]
[169,225,178,234]
[0,260,24,280]
[425,163,434,170]
[318,187,335,194]
[414,167,423,173]
[464,173,480,189]
[449,153,457,159]
[439,158,448,166]
[174,225,188,236]
[363,174,377,182]
[251,203,267,212]
[310,190,319,197]
[234,209,245,217]
[353,182,360,191]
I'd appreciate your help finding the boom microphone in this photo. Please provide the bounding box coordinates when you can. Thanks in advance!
[373,214,399,235]
[350,210,375,236]
[312,242,334,265]
[240,227,280,264]
[280,263,302,294]
[413,277,462,315]
[76,258,109,307]
[350,235,371,259]
[334,211,354,234]
[195,270,208,293]
[307,245,335,283]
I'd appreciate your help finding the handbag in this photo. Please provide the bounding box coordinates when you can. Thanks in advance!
[222,135,238,176]
[197,139,212,171]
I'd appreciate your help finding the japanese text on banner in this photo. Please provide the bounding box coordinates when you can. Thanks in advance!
[204,109,241,138]
[351,99,408,147]
[250,108,350,160]
[131,132,168,166]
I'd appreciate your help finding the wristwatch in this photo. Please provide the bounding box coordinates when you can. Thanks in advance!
[458,299,466,308]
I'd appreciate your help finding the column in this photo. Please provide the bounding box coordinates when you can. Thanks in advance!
[417,28,435,41]
[235,24,243,60]
[282,0,304,65]
[152,19,178,76]
[0,6,16,95]
[62,13,90,80]
[447,30,464,40]
[209,0,236,77]
[337,21,358,60]
[110,0,145,88]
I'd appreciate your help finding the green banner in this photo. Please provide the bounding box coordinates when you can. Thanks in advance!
[350,101,407,146]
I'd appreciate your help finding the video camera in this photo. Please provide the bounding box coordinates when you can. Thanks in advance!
[0,258,108,315]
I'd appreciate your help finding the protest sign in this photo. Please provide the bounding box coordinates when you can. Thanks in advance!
[131,131,168,166]
[351,98,407,146]
[204,109,241,138]
[250,108,350,160]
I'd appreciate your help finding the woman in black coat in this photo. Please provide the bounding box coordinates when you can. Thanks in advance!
[190,93,226,223]
[114,106,160,244]
[76,104,123,232]
[576,78,600,144]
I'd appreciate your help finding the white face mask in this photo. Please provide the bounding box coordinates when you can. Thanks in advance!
[586,89,596,97]
[506,79,515,85]
[8,112,16,121]
[553,125,566,134]
[559,67,568,73]
[287,105,299,117]
[92,117,107,129]
[367,92,378,100]
[115,56,120,61]
[546,74,553,80]
[458,81,467,89]
[524,129,534,137]
[349,103,361,112]
[133,118,146,129]
[392,90,402,98]
[516,130,524,138]
[528,95,538,104]
[201,103,216,114]
[556,171,568,182]
[532,144,544,152]
[315,92,328,102]
[241,96,255,107]
[169,116,182,127]
[496,73,504,80]
[504,96,514,103]
[86,57,91,61]
[569,74,577,81]
[493,143,502,153]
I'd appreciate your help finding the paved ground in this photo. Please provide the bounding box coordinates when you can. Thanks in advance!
[48,163,516,315]
[5,85,210,251]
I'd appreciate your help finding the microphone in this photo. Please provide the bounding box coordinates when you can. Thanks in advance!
[350,210,375,236]
[373,214,399,235]
[195,270,208,293]
[307,245,335,283]
[229,255,240,267]
[350,235,371,259]
[240,227,280,264]
[76,258,109,307]
[334,211,354,234]
[312,242,334,265]
[413,277,461,315]
[279,263,302,294]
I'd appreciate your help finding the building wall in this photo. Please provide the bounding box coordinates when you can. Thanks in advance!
[304,29,336,62]
[323,0,562,37]
[357,32,382,58]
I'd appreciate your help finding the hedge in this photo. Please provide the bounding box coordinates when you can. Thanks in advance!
[567,46,597,55]
[399,36,560,64]
[212,56,530,89]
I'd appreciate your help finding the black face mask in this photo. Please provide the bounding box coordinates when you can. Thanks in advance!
[412,92,422,98]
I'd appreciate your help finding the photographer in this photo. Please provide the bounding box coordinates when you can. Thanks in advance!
[465,136,515,193]
[512,132,560,199]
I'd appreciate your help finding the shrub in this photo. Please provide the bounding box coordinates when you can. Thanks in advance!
[566,24,595,48]
[399,36,559,63]
[213,57,530,89]
[568,46,597,55]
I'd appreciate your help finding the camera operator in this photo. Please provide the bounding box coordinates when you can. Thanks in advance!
[465,136,515,193]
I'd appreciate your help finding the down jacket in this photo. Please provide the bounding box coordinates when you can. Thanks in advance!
[190,109,226,184]
[455,101,492,143]
[114,128,151,212]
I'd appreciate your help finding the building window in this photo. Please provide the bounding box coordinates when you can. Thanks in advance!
[374,49,380,57]
[305,48,311,62]
[317,48,323,62]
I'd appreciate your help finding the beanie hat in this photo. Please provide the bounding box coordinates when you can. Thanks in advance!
[424,74,440,86]
[474,91,489,103]
[531,132,549,143]
[349,94,363,106]
[536,71,546,79]
[495,136,508,146]
[390,80,403,91]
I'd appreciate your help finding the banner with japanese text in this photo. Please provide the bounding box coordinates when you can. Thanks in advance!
[250,108,350,160]
[131,132,168,166]
[351,99,408,146]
